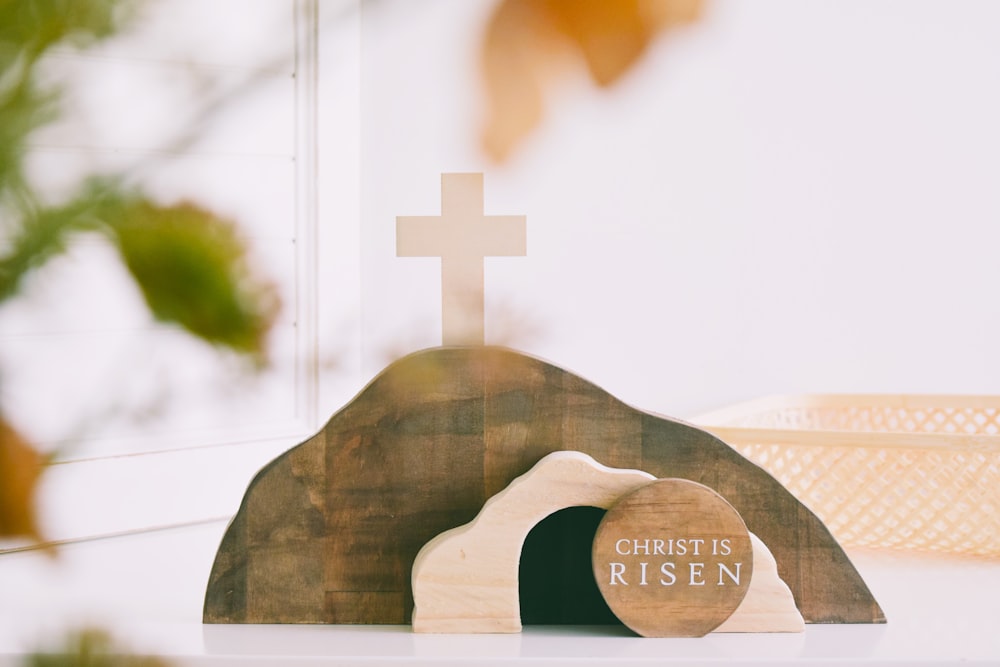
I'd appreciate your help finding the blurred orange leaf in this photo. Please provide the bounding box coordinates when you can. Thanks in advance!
[481,0,704,161]
[0,415,45,542]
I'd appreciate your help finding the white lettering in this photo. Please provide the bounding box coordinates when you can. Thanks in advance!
[689,562,705,586]
[659,562,676,585]
[609,563,628,585]
[718,562,742,586]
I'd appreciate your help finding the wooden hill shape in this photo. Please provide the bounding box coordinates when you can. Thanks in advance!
[203,346,885,626]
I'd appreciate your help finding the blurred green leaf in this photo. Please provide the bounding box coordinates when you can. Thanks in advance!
[0,0,134,198]
[0,66,54,200]
[0,0,130,59]
[1,177,281,363]
[103,195,280,363]
[0,200,89,302]
[27,628,172,667]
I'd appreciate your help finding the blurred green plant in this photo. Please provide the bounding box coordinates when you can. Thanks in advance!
[0,181,280,357]
[0,0,280,544]
[27,628,171,667]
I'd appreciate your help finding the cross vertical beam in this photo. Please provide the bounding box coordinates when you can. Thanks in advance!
[397,173,527,346]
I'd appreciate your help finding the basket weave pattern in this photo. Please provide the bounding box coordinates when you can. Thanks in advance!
[698,398,1000,558]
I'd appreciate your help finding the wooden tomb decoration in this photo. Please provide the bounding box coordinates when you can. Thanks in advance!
[411,450,655,633]
[203,346,885,627]
[411,451,804,635]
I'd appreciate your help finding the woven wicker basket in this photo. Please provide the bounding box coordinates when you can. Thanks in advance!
[694,395,1000,558]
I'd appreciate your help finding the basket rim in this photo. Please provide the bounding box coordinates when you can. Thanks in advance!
[693,394,1000,452]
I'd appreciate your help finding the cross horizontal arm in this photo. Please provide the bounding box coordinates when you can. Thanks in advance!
[396,216,526,258]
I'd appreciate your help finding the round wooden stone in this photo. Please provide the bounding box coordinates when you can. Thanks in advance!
[592,478,754,637]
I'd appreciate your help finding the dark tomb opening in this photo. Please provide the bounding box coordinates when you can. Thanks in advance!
[518,505,621,625]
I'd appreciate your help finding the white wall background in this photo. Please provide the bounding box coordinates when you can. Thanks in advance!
[359,0,1000,418]
[2,0,1000,548]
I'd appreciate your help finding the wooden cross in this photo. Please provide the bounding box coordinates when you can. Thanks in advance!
[396,173,526,346]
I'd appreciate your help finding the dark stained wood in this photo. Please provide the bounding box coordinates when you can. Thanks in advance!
[204,346,885,625]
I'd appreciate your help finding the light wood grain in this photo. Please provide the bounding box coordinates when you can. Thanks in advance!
[695,394,1000,558]
[413,454,803,635]
[715,532,804,633]
[411,451,655,632]
[396,173,526,346]
[696,393,1000,452]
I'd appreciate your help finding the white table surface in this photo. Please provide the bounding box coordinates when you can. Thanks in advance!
[1,520,998,666]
